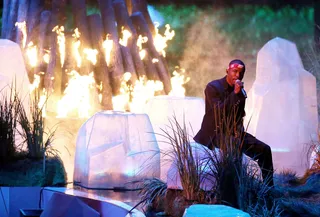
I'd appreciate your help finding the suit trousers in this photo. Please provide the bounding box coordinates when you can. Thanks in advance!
[242,132,274,186]
[209,132,274,186]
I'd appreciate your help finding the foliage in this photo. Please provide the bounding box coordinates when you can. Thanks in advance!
[0,156,67,186]
[159,116,206,202]
[137,177,167,211]
[140,105,285,216]
[154,4,312,56]
[214,5,313,51]
[274,171,320,217]
[0,86,19,165]
[18,91,57,160]
[0,86,65,186]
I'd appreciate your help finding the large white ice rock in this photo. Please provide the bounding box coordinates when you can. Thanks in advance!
[0,40,30,147]
[167,142,261,191]
[183,204,250,217]
[0,39,30,111]
[144,96,205,181]
[73,111,160,189]
[245,37,318,176]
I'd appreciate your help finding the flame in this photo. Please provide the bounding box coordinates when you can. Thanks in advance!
[38,89,47,117]
[26,42,38,67]
[72,28,82,68]
[139,49,146,60]
[98,94,102,103]
[15,21,27,48]
[30,74,40,92]
[57,70,95,118]
[52,26,66,67]
[84,48,98,65]
[43,52,50,64]
[152,58,159,63]
[103,34,113,66]
[153,23,175,57]
[137,35,148,60]
[97,82,103,103]
[112,72,164,112]
[119,28,132,47]
[130,77,163,113]
[112,72,131,111]
[169,68,190,97]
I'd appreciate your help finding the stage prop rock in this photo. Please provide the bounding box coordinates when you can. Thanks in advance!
[144,96,205,181]
[183,204,250,217]
[0,39,30,147]
[40,192,100,217]
[73,111,160,189]
[0,39,30,111]
[245,37,318,176]
[167,142,261,191]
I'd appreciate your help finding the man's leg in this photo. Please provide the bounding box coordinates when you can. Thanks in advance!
[242,133,274,186]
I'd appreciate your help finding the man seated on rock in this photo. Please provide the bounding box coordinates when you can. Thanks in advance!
[194,59,274,186]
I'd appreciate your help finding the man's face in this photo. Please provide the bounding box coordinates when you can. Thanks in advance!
[226,67,245,86]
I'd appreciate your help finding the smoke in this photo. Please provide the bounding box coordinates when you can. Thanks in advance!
[46,117,87,182]
[179,12,256,97]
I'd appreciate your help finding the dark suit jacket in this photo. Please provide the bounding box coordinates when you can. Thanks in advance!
[194,76,246,148]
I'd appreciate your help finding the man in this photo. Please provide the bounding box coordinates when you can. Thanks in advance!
[194,59,274,186]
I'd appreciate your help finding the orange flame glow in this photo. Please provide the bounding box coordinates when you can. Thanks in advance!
[153,23,175,57]
[30,74,40,92]
[112,72,164,112]
[38,89,47,117]
[57,70,96,118]
[137,35,148,60]
[72,28,82,68]
[26,42,38,67]
[43,51,50,64]
[102,34,113,66]
[52,26,66,67]
[119,28,132,47]
[169,68,190,97]
[15,21,27,48]
[84,48,98,65]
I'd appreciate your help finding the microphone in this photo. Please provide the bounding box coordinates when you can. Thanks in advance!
[235,79,247,98]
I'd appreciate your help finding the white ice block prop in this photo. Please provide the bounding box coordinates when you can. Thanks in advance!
[0,40,30,147]
[73,111,160,189]
[0,39,30,111]
[144,96,205,181]
[183,205,250,217]
[245,37,318,176]
[167,142,261,191]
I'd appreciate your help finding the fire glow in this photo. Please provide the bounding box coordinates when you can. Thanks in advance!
[22,22,188,119]
[53,26,66,67]
[103,34,113,66]
[15,21,27,48]
[57,70,95,118]
[154,23,175,57]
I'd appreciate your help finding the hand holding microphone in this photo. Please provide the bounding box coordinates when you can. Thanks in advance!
[235,79,247,98]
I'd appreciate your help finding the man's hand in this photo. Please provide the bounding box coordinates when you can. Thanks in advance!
[234,80,243,94]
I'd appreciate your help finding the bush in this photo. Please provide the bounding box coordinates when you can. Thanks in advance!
[0,87,19,165]
[18,91,57,160]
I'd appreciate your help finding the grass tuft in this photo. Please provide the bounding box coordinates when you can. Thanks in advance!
[0,86,19,165]
[18,91,58,160]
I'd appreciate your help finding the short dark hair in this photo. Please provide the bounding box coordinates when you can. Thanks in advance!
[229,59,246,73]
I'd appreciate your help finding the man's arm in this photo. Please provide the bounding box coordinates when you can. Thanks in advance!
[205,83,244,113]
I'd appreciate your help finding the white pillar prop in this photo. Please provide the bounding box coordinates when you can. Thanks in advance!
[0,39,31,147]
[245,37,318,176]
[145,96,205,181]
[73,111,160,189]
